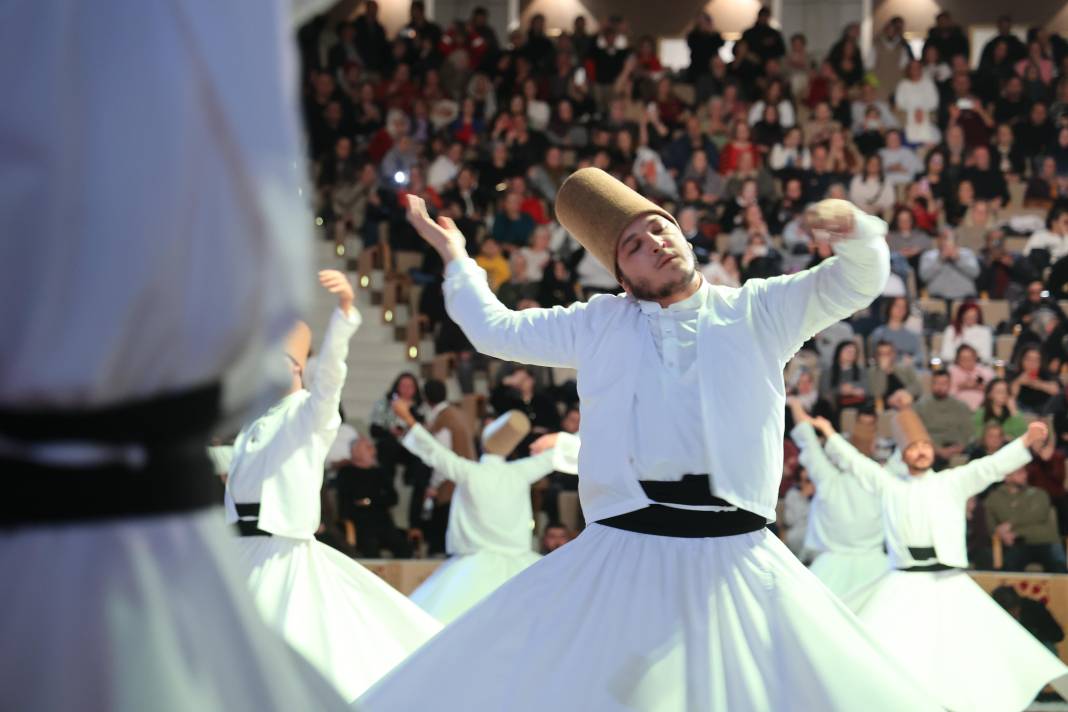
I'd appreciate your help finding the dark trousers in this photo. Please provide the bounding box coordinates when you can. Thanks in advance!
[1002,542,1068,573]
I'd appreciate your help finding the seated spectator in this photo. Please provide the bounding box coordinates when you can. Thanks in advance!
[527,146,569,205]
[992,586,1065,654]
[497,252,540,309]
[977,236,1035,301]
[748,79,796,128]
[1024,156,1064,209]
[750,103,786,152]
[492,192,536,247]
[1010,280,1064,334]
[804,102,842,149]
[379,134,419,189]
[739,232,783,281]
[544,100,588,148]
[633,146,679,202]
[369,373,430,503]
[699,252,741,288]
[848,155,894,217]
[1025,419,1068,536]
[869,297,925,368]
[990,122,1026,179]
[967,420,1008,461]
[728,203,771,254]
[948,344,995,410]
[519,225,553,282]
[336,436,412,558]
[916,149,950,206]
[768,126,811,178]
[724,153,777,205]
[427,140,464,192]
[1015,39,1055,87]
[1024,203,1068,265]
[826,128,860,176]
[769,176,808,236]
[718,121,762,175]
[879,130,922,187]
[914,369,974,466]
[852,105,887,157]
[540,523,572,555]
[963,145,1009,208]
[490,366,561,439]
[1010,345,1059,415]
[974,378,1028,441]
[679,149,725,203]
[820,340,869,417]
[851,81,897,132]
[945,179,976,227]
[537,258,581,308]
[986,467,1068,573]
[940,301,993,364]
[886,207,933,272]
[920,229,981,302]
[475,237,511,292]
[895,59,941,146]
[868,339,923,403]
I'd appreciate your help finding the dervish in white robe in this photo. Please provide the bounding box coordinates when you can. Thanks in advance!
[825,403,1068,712]
[225,279,441,702]
[396,407,566,623]
[357,181,940,709]
[789,412,889,601]
[0,2,354,709]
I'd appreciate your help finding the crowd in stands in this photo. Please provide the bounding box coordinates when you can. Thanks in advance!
[295,2,1068,574]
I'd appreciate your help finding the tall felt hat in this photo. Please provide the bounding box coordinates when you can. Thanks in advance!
[555,167,677,278]
[892,408,932,451]
[285,321,312,370]
[481,410,531,457]
[850,417,878,456]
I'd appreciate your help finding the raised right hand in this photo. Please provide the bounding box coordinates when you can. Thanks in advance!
[530,433,559,455]
[405,194,467,263]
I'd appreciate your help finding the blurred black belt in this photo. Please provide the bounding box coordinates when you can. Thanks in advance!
[597,475,767,539]
[898,546,956,572]
[234,502,272,537]
[0,383,220,527]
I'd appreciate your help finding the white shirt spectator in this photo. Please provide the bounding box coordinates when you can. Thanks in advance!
[879,145,923,186]
[748,99,796,128]
[527,100,551,132]
[1024,229,1068,262]
[894,76,941,145]
[939,323,993,364]
[769,144,811,172]
[849,176,895,215]
[427,154,460,191]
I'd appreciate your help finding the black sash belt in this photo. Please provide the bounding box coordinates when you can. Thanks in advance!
[234,503,272,537]
[899,546,956,572]
[0,383,220,528]
[597,475,767,539]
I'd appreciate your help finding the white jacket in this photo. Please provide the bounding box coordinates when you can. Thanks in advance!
[225,307,360,538]
[825,433,1031,568]
[443,209,889,523]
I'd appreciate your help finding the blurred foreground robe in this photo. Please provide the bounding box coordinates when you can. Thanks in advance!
[0,2,353,710]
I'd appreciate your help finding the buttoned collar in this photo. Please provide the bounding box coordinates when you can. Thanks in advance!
[637,279,707,315]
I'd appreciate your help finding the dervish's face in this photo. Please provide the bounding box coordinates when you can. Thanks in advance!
[904,441,934,473]
[615,213,697,302]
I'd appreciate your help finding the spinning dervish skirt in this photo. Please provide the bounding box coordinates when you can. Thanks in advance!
[411,549,542,624]
[809,548,889,603]
[0,511,351,712]
[851,569,1068,712]
[356,524,940,711]
[233,534,442,702]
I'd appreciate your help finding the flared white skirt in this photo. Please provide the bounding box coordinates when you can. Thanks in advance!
[852,568,1068,712]
[0,510,350,712]
[411,549,542,624]
[233,534,441,702]
[356,523,940,711]
[809,548,889,603]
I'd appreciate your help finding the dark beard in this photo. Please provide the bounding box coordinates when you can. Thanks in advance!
[621,261,698,302]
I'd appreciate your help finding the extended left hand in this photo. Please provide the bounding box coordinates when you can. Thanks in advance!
[319,270,354,314]
[1024,420,1050,449]
[530,433,559,455]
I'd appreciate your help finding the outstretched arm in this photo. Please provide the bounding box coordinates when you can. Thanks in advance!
[531,432,582,475]
[946,422,1043,500]
[406,196,584,368]
[788,402,839,488]
[750,200,889,362]
[303,270,361,432]
[819,417,891,496]
[394,400,474,485]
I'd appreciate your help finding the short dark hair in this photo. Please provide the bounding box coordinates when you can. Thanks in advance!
[424,379,447,405]
[932,369,951,380]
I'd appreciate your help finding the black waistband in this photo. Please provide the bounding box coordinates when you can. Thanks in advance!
[898,546,957,572]
[639,474,731,507]
[0,441,216,528]
[597,476,766,539]
[0,382,220,444]
[234,502,272,537]
[0,384,221,528]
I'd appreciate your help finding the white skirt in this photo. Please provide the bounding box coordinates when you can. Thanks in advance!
[852,569,1068,712]
[233,534,441,702]
[0,510,349,712]
[411,549,542,624]
[356,524,940,711]
[809,548,889,603]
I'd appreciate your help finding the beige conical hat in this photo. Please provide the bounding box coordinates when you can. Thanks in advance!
[285,321,312,370]
[481,410,531,457]
[555,167,677,279]
[892,408,932,451]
